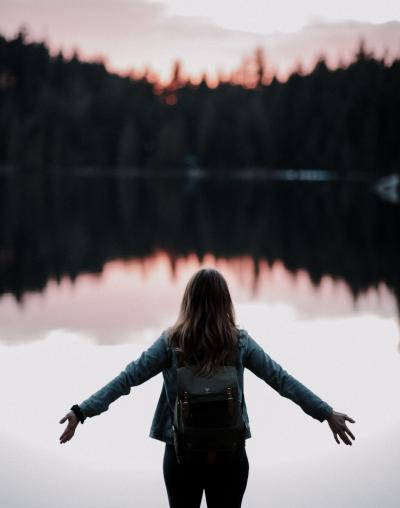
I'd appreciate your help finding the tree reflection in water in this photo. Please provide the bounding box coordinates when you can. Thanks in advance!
[0,172,399,322]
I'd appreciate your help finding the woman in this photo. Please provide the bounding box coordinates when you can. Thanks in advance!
[59,267,356,507]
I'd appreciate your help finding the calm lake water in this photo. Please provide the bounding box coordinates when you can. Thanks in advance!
[0,173,399,508]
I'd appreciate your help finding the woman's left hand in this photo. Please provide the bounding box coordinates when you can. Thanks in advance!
[326,410,356,445]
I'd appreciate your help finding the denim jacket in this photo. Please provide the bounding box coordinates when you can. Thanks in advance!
[78,328,333,444]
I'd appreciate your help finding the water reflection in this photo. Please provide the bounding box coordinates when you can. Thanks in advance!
[0,253,397,347]
[0,173,399,320]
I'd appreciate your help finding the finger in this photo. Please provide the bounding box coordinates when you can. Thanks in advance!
[62,425,72,436]
[60,430,74,443]
[67,427,75,435]
[60,430,72,441]
[345,415,356,423]
[59,416,67,424]
[339,431,351,445]
[333,432,340,445]
[344,425,355,440]
[60,427,75,440]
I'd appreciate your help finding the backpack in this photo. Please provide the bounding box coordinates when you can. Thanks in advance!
[171,345,246,465]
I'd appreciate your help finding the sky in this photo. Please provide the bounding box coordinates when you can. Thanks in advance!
[0,0,400,82]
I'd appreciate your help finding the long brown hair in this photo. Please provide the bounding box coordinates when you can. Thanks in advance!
[168,267,239,377]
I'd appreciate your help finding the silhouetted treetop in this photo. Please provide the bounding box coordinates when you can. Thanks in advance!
[0,30,399,172]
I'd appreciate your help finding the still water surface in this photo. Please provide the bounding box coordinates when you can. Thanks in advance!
[0,174,399,507]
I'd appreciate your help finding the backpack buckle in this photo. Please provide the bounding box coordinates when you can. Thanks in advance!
[182,391,190,418]
[227,386,234,417]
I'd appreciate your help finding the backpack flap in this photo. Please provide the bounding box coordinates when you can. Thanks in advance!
[173,361,246,464]
[177,365,239,400]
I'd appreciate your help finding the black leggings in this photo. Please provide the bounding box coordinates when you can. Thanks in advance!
[163,444,249,508]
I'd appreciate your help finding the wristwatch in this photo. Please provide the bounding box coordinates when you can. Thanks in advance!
[70,404,86,424]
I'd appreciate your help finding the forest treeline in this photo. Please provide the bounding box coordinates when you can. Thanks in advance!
[0,29,399,173]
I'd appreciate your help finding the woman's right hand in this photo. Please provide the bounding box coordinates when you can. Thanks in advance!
[59,410,79,444]
[326,410,356,445]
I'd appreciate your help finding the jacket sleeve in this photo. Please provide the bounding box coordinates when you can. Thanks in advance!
[243,332,333,422]
[78,331,170,418]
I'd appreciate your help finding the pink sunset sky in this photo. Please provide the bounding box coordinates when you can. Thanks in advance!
[1,0,400,82]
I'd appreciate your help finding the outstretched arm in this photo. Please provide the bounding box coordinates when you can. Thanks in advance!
[244,333,333,422]
[243,332,356,445]
[59,331,169,444]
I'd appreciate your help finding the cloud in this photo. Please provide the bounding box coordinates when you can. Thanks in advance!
[284,19,400,69]
[0,1,399,80]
